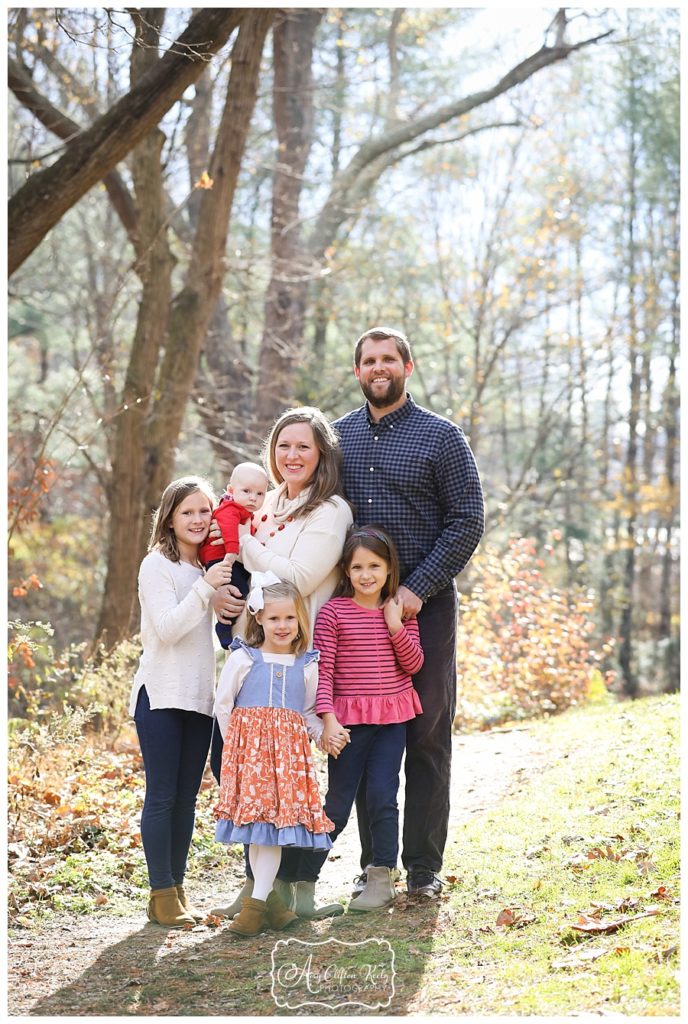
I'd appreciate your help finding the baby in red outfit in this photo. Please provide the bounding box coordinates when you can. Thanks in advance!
[200,462,269,647]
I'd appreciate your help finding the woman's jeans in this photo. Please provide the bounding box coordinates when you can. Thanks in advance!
[134,686,212,890]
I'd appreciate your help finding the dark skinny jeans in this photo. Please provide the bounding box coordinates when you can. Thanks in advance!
[357,584,458,874]
[280,722,406,883]
[134,686,212,890]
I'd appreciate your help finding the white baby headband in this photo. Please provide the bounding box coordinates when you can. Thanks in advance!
[246,570,282,614]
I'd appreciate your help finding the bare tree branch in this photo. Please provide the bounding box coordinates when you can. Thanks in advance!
[9,8,243,275]
[309,19,614,258]
[8,57,140,250]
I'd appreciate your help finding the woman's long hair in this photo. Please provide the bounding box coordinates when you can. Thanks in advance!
[265,406,347,518]
[149,476,216,563]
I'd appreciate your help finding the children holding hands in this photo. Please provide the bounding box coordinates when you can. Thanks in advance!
[133,475,423,933]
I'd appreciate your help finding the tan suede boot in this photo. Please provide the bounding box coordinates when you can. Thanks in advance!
[147,886,195,927]
[176,884,203,922]
[266,890,298,931]
[211,877,254,919]
[228,896,267,937]
[348,866,396,912]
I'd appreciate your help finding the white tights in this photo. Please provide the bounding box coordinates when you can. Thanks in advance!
[248,843,282,901]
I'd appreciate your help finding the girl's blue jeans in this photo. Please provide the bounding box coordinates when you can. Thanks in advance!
[134,686,212,890]
[278,721,407,882]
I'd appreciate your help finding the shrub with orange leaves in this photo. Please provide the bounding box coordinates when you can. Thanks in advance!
[455,534,616,729]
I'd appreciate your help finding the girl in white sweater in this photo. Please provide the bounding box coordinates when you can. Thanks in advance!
[129,476,233,928]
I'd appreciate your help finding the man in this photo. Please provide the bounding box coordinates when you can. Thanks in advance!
[335,326,484,896]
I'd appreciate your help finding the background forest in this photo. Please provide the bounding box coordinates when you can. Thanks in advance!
[7,6,680,730]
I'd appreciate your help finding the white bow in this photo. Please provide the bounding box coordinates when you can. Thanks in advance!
[246,570,282,614]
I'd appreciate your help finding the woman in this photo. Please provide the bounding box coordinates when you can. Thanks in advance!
[210,407,353,919]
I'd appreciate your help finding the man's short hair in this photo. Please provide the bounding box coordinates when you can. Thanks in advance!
[354,326,413,367]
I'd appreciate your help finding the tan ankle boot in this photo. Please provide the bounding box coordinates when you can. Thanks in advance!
[176,884,203,922]
[228,896,267,937]
[349,866,396,912]
[211,877,254,919]
[266,890,298,930]
[147,886,195,927]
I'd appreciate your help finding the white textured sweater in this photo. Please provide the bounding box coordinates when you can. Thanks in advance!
[238,486,353,639]
[129,550,217,717]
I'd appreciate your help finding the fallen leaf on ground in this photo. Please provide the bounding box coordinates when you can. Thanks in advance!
[496,907,535,928]
[571,908,661,934]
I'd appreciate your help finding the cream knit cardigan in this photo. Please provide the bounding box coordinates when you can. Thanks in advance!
[238,484,353,640]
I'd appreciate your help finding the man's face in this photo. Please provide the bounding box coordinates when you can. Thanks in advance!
[354,337,413,410]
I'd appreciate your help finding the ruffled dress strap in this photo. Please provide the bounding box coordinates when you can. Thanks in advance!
[303,648,320,667]
[228,636,261,660]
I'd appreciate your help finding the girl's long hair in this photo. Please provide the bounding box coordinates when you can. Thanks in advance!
[264,406,347,518]
[149,476,216,563]
[243,580,311,655]
[335,525,400,602]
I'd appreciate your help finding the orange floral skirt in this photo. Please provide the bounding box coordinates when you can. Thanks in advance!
[214,706,334,847]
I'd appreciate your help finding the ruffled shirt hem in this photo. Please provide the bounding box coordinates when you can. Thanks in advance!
[214,819,333,849]
[319,687,423,725]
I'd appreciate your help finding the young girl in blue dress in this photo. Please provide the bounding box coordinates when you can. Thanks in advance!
[213,573,334,936]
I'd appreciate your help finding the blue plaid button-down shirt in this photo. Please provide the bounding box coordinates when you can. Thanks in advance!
[334,394,484,601]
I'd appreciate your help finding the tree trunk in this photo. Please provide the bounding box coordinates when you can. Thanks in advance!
[95,10,175,647]
[658,205,679,646]
[143,10,274,513]
[95,9,273,649]
[617,42,640,699]
[9,8,242,274]
[255,10,323,433]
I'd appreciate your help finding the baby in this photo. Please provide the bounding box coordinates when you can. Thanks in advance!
[199,462,269,648]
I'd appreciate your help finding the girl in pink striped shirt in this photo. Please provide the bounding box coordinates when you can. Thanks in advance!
[310,526,424,911]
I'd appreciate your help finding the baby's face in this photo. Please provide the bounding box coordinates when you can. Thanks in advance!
[229,470,268,513]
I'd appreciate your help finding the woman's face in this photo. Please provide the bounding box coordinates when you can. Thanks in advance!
[274,423,321,498]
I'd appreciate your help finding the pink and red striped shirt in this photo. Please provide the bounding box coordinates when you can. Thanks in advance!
[313,597,424,725]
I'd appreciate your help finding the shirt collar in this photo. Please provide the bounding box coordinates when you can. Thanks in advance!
[364,392,416,429]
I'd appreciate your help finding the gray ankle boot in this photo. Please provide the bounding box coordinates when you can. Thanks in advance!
[211,877,253,919]
[293,880,344,919]
[272,878,295,910]
[349,866,396,912]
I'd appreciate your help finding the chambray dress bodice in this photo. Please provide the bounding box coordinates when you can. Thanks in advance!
[230,637,319,713]
[214,637,333,850]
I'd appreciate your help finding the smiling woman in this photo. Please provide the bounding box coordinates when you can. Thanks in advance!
[236,407,353,639]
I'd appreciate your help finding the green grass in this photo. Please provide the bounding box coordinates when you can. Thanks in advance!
[418,694,680,1016]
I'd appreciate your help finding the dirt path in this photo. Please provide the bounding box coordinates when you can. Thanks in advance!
[8,725,548,1017]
